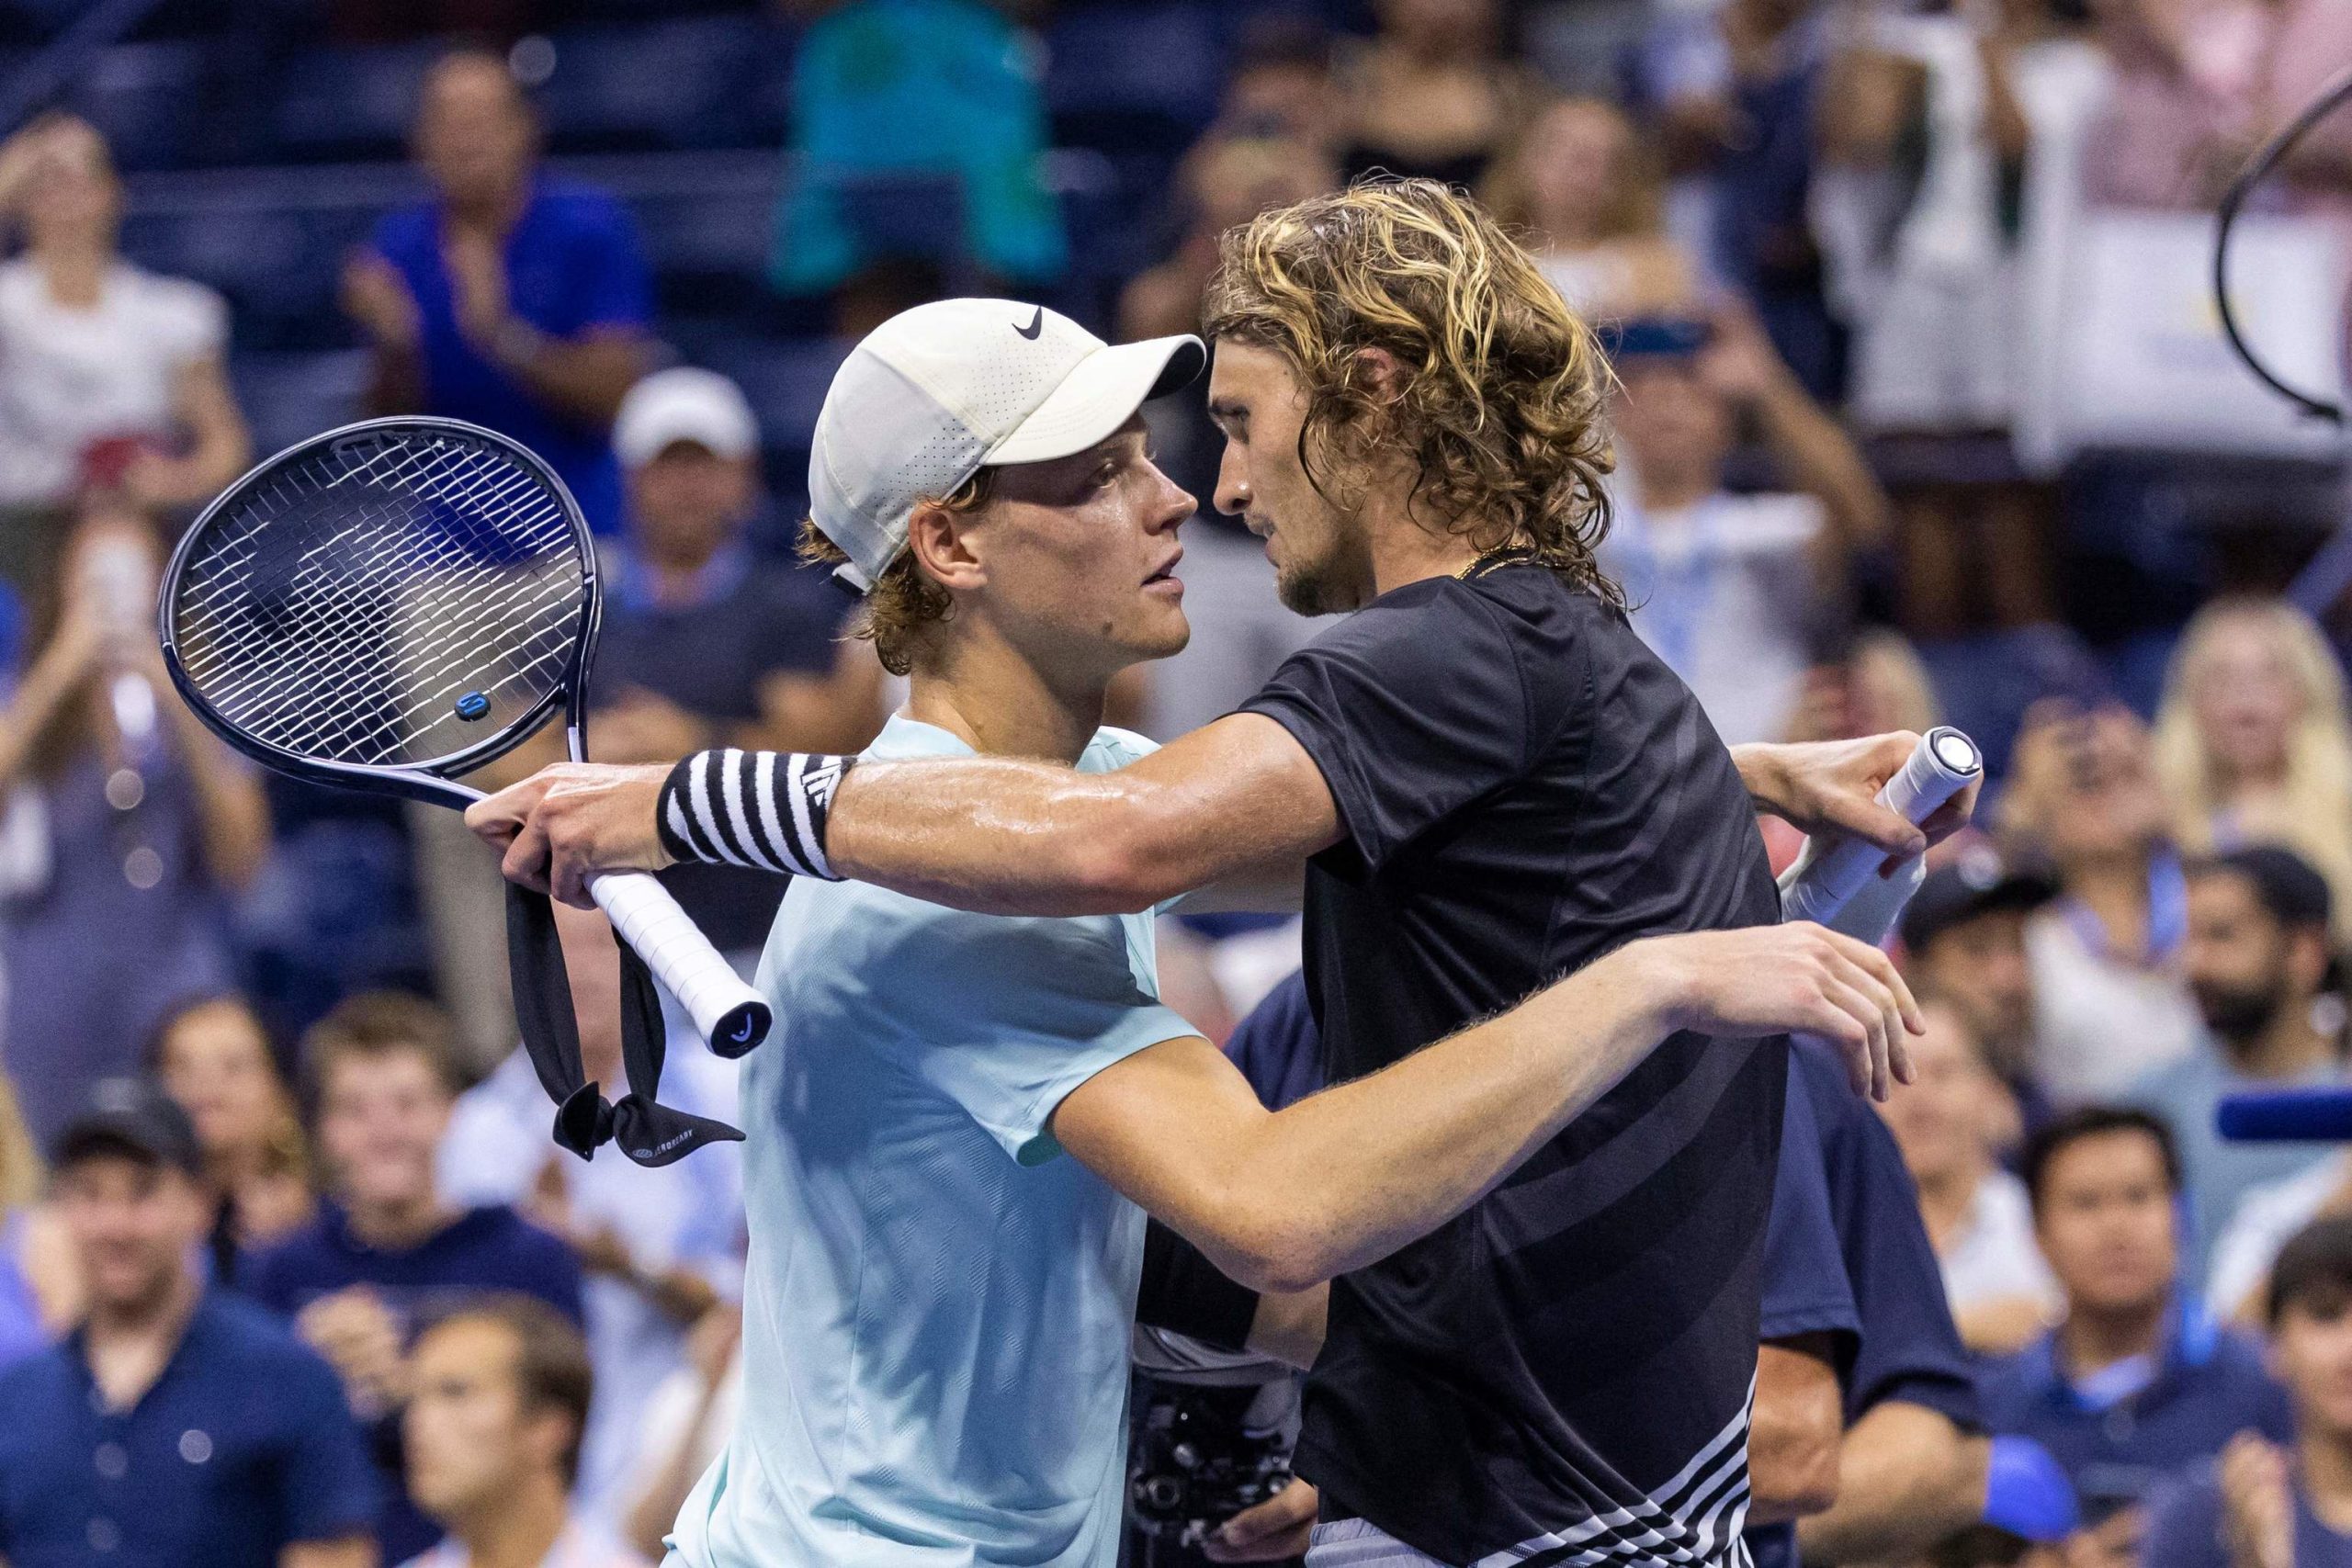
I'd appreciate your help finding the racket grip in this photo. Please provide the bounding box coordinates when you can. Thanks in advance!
[1778,728,1984,931]
[588,872,772,1058]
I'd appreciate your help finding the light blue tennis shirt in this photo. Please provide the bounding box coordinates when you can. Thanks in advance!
[665,714,1200,1568]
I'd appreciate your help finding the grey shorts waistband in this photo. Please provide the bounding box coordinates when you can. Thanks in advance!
[1305,1517,1456,1567]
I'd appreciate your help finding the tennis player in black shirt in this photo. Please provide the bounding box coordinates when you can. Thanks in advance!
[472,181,1968,1567]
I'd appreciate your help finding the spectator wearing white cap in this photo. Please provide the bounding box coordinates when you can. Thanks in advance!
[592,365,881,954]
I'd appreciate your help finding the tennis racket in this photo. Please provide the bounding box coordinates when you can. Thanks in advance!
[157,416,772,1055]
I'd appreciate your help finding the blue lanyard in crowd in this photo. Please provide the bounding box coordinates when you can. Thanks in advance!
[2055,852,2188,965]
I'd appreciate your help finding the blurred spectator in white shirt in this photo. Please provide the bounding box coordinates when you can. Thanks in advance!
[0,115,249,583]
[0,505,269,1145]
[2154,599,2352,944]
[1600,304,1890,745]
[1482,98,1699,324]
[401,1298,650,1568]
[1999,704,2204,1104]
[1878,998,2059,1353]
[437,904,742,1529]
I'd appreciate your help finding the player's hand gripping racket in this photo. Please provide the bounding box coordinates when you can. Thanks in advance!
[158,418,771,1093]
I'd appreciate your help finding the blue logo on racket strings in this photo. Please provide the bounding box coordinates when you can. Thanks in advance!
[455,692,492,722]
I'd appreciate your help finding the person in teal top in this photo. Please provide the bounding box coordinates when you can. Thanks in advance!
[475,299,1925,1568]
[774,0,1067,294]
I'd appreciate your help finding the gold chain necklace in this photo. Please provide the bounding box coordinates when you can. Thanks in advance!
[1453,541,1534,581]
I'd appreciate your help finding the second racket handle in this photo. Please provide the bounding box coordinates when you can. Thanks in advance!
[1779,728,1984,928]
[589,871,772,1058]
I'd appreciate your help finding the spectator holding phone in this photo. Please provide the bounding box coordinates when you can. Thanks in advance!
[0,503,270,1144]
[1600,306,1891,745]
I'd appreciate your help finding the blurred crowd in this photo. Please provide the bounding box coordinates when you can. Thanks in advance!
[0,0,2346,1564]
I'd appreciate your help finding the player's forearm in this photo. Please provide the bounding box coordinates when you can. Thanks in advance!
[1209,944,1679,1292]
[1794,1404,1989,1565]
[827,758,1199,913]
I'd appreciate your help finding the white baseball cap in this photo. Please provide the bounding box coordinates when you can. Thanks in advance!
[614,367,762,468]
[808,299,1205,592]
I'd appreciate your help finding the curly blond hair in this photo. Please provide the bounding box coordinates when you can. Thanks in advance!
[1201,177,1621,607]
[798,468,997,677]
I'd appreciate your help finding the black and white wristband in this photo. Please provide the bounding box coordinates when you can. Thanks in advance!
[657,750,854,882]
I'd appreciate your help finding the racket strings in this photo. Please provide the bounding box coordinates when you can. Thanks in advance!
[169,431,587,772]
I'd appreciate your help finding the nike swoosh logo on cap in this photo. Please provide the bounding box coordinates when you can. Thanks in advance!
[1014,307,1044,340]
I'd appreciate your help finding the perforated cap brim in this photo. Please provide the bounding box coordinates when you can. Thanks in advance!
[985,335,1206,466]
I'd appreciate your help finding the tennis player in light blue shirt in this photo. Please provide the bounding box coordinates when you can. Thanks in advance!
[666,713,1191,1567]
[473,300,1924,1568]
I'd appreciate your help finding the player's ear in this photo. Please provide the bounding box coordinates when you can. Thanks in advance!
[1350,346,1408,406]
[906,499,986,595]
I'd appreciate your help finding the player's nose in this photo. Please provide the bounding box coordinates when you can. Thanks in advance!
[1146,460,1194,532]
[1212,445,1249,517]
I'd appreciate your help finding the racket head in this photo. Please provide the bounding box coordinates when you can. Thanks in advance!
[159,417,601,807]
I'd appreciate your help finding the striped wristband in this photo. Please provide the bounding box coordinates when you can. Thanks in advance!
[656,750,854,881]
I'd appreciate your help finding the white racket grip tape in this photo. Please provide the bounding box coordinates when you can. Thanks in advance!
[1778,728,1984,931]
[588,871,772,1058]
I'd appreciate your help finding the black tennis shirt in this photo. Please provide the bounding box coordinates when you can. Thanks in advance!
[1238,557,1788,1568]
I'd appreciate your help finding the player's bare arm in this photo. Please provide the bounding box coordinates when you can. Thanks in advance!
[1051,920,1919,1295]
[468,723,1971,916]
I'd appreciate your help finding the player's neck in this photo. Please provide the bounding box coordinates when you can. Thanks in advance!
[1365,498,1526,600]
[905,626,1106,766]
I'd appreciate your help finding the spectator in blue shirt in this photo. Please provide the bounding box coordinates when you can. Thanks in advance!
[0,1077,376,1568]
[342,50,654,536]
[244,992,583,1564]
[1979,1108,2290,1553]
[1748,1036,1998,1568]
[2143,1216,2352,1568]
